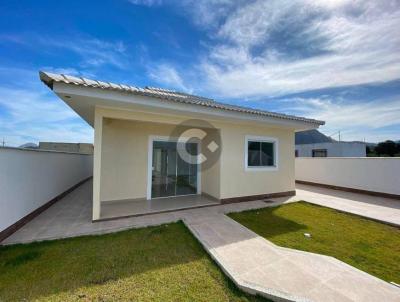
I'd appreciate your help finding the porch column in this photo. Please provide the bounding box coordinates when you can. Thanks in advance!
[92,110,103,220]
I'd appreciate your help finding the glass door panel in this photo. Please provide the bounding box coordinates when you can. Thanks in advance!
[176,142,198,196]
[152,141,177,198]
[151,141,198,198]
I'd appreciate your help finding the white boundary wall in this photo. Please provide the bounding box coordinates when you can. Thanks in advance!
[295,157,400,196]
[0,147,93,232]
[295,142,366,157]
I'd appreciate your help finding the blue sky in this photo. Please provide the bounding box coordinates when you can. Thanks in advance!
[0,0,399,146]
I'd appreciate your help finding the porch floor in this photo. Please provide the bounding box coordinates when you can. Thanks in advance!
[100,195,219,220]
[1,180,270,245]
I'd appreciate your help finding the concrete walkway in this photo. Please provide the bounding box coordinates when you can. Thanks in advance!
[185,212,400,302]
[271,183,400,227]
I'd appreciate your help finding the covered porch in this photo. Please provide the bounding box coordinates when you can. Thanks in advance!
[94,108,222,220]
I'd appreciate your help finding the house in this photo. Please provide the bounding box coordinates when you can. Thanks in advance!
[295,129,366,157]
[40,71,324,221]
[39,142,94,154]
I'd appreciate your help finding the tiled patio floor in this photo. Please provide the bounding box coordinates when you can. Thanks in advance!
[1,180,271,245]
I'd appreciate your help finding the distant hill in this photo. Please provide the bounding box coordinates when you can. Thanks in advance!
[295,129,335,145]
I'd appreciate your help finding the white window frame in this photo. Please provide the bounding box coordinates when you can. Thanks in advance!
[147,135,202,200]
[244,135,279,172]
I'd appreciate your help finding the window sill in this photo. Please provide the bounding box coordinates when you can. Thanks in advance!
[245,166,278,172]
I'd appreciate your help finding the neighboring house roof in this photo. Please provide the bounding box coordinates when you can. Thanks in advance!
[295,129,334,145]
[40,71,324,126]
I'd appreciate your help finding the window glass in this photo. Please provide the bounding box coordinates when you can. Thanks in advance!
[261,142,274,166]
[247,140,275,167]
[248,141,261,166]
[312,149,327,157]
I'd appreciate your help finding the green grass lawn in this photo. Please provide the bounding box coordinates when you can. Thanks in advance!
[229,201,400,284]
[0,222,268,302]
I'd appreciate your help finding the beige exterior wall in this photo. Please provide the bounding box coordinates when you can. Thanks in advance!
[96,106,295,209]
[200,128,221,200]
[100,118,221,201]
[101,119,169,201]
[219,125,295,198]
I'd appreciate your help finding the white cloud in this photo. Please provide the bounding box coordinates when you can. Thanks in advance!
[177,0,242,29]
[147,63,193,92]
[292,98,400,129]
[128,0,162,6]
[281,96,400,142]
[1,33,128,70]
[217,0,304,47]
[0,88,73,123]
[308,0,355,9]
[0,68,93,146]
[178,0,400,98]
[45,37,128,69]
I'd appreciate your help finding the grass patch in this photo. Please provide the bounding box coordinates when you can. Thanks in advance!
[4,250,42,267]
[0,222,269,301]
[229,201,400,284]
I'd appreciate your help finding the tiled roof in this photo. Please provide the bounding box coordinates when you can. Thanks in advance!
[39,71,324,126]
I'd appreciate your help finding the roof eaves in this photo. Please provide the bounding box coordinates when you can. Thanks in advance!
[39,71,325,126]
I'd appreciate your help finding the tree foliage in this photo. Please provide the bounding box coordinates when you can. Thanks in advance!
[367,140,400,157]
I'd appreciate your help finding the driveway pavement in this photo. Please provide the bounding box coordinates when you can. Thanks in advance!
[270,183,400,227]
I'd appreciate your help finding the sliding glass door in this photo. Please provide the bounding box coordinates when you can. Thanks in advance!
[151,141,198,198]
